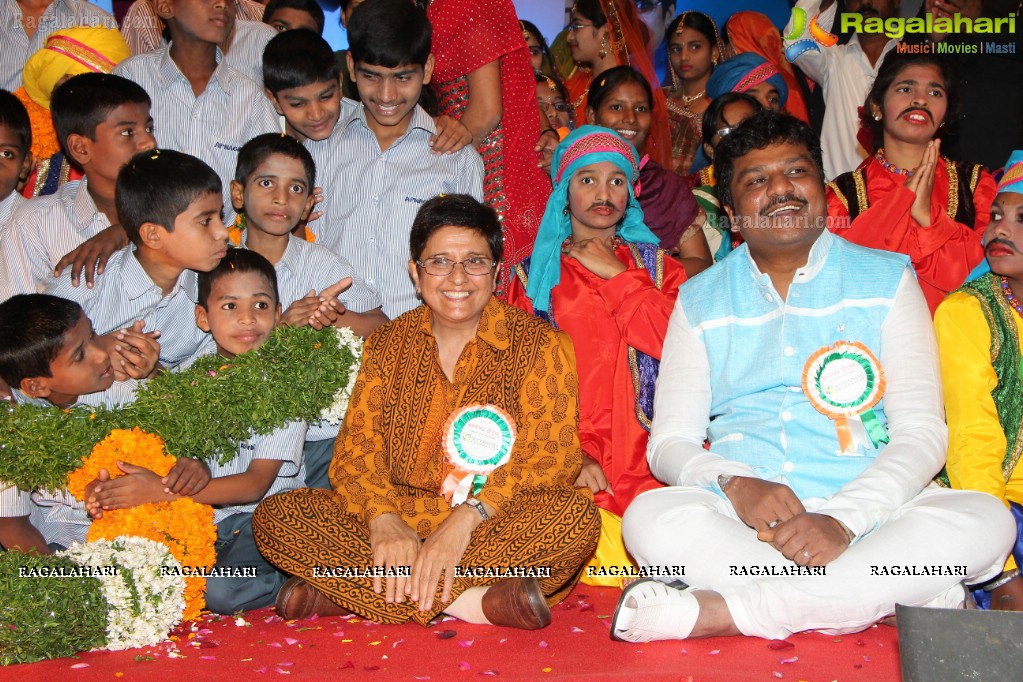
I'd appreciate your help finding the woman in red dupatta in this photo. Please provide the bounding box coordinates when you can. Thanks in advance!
[562,0,671,168]
[422,0,553,285]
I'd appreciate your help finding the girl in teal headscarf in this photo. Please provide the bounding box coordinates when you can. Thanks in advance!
[507,125,688,588]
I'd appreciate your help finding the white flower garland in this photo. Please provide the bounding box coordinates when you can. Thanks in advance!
[319,326,364,425]
[61,536,186,651]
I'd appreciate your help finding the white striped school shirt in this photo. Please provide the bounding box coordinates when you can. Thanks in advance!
[0,381,141,550]
[0,0,117,91]
[112,46,280,223]
[0,179,110,301]
[308,104,484,319]
[240,234,381,441]
[0,190,24,227]
[43,245,208,368]
[206,420,306,523]
[241,234,381,314]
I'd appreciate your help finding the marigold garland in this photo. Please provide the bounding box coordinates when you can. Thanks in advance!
[13,87,61,160]
[67,427,175,500]
[68,429,217,621]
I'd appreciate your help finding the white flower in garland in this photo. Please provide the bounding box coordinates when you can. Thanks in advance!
[320,325,364,425]
[61,536,186,651]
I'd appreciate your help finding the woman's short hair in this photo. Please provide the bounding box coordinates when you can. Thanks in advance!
[410,195,504,263]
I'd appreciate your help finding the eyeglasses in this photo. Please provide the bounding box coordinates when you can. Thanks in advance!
[416,257,497,277]
[567,21,593,32]
[537,98,570,113]
[716,126,738,139]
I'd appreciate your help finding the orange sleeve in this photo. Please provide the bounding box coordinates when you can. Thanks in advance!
[597,254,685,361]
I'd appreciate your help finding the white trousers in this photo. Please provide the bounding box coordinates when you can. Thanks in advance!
[622,485,1014,640]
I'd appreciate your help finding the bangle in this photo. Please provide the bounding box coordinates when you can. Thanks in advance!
[984,568,1021,592]
[541,128,557,137]
[717,474,735,493]
[464,497,489,521]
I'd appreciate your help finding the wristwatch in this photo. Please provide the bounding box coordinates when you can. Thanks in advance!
[464,497,489,521]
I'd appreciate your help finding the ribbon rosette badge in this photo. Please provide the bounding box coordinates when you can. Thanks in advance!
[802,341,890,454]
[440,404,517,506]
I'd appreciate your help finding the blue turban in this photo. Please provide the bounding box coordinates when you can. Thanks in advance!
[707,52,788,107]
[525,125,659,314]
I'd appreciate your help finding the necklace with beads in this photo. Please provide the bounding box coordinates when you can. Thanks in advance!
[1000,276,1023,319]
[875,148,915,177]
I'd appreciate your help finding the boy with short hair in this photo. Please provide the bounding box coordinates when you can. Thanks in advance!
[263,2,484,319]
[0,293,188,555]
[263,0,325,34]
[232,132,386,488]
[44,149,229,370]
[340,0,484,318]
[0,89,31,226]
[0,74,156,299]
[90,249,306,613]
[113,0,280,225]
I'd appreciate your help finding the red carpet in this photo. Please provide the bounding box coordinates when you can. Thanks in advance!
[4,586,901,681]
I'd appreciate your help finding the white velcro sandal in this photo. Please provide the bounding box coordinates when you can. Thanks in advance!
[610,577,700,643]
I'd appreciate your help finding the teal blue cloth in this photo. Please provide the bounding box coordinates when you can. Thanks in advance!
[706,52,788,107]
[971,149,1023,281]
[526,125,660,313]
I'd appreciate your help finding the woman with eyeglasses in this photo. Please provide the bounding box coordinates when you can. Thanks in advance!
[508,127,687,588]
[691,92,763,261]
[586,66,712,277]
[561,0,671,168]
[256,194,600,628]
[536,73,573,133]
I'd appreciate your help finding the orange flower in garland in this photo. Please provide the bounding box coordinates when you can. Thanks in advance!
[13,87,60,160]
[67,428,175,500]
[68,428,217,621]
[228,213,244,247]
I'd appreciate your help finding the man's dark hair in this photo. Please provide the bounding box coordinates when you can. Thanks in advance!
[263,29,340,95]
[0,89,31,155]
[235,133,315,188]
[410,194,503,263]
[0,294,84,386]
[348,0,431,68]
[860,51,959,152]
[51,73,151,165]
[263,0,326,34]
[715,110,824,210]
[197,248,279,310]
[116,149,222,245]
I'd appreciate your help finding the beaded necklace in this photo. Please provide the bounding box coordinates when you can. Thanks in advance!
[875,148,915,177]
[1000,276,1023,320]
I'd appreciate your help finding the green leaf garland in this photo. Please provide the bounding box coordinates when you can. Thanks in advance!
[0,325,358,492]
[0,552,108,665]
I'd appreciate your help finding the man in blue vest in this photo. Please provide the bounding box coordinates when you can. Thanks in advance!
[612,110,1014,643]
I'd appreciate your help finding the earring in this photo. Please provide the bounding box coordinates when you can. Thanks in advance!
[562,205,570,216]
[598,35,609,60]
[669,64,680,91]
[873,113,881,121]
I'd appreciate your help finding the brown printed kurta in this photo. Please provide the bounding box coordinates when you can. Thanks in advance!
[253,298,599,624]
